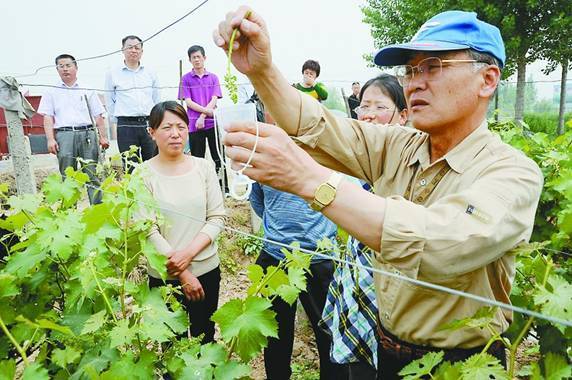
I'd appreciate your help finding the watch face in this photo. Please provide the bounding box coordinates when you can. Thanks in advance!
[316,184,336,205]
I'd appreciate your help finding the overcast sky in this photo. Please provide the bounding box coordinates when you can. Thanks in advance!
[0,0,565,102]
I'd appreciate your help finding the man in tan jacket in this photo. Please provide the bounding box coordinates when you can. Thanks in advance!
[214,8,543,379]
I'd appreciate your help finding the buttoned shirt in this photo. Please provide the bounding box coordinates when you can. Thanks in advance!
[37,81,105,128]
[104,63,160,120]
[288,94,543,349]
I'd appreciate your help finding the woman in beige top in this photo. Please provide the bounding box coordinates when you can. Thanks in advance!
[141,101,225,343]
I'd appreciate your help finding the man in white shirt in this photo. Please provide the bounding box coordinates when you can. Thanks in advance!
[37,54,109,204]
[105,35,160,170]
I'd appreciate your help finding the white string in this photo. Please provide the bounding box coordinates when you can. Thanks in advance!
[212,104,259,201]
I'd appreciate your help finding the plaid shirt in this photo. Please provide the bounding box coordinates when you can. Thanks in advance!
[320,181,378,368]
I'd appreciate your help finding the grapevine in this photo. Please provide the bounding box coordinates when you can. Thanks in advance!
[224,11,252,104]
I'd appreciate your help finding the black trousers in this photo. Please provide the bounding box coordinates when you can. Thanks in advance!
[148,267,221,344]
[189,128,221,172]
[256,251,340,380]
[117,124,157,172]
[376,334,507,379]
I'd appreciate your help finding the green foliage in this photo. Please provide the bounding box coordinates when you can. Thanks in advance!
[236,226,264,256]
[0,165,263,378]
[398,351,444,379]
[524,112,572,135]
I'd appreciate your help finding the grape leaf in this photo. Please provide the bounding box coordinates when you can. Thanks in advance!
[214,361,251,380]
[109,319,137,348]
[179,343,227,379]
[22,362,49,380]
[100,350,155,380]
[246,264,264,296]
[0,273,18,298]
[4,248,46,277]
[544,352,572,380]
[276,283,300,305]
[0,359,15,380]
[139,235,167,281]
[439,307,496,331]
[81,309,107,335]
[15,316,74,336]
[433,360,463,380]
[398,351,444,379]
[288,267,307,292]
[534,275,572,333]
[460,353,508,380]
[52,346,82,368]
[212,296,278,361]
[139,288,187,343]
[7,193,41,214]
[69,346,119,380]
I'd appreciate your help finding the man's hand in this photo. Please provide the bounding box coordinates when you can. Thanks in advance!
[47,137,59,155]
[213,6,272,76]
[223,121,330,200]
[99,136,110,150]
[167,249,193,277]
[195,116,205,130]
[179,270,205,302]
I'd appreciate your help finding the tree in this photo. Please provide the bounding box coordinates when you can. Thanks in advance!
[361,0,554,123]
[537,1,572,135]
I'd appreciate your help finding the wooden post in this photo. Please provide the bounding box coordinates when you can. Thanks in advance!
[5,110,36,194]
[179,59,184,106]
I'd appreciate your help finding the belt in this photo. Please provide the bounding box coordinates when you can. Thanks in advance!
[57,125,94,132]
[376,321,505,363]
[117,116,149,125]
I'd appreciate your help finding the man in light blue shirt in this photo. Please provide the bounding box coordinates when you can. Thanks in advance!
[250,183,340,380]
[105,35,160,169]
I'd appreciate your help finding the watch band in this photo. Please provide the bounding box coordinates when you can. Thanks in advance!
[310,171,343,211]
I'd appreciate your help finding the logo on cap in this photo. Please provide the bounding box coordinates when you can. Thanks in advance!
[411,21,441,41]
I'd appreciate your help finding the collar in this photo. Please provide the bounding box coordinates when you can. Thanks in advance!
[191,68,210,78]
[122,62,143,72]
[60,80,79,89]
[407,120,492,173]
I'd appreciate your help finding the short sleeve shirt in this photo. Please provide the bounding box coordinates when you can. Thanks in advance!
[178,69,222,132]
[37,81,105,128]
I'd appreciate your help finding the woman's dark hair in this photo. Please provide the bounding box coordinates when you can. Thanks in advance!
[149,101,189,130]
[359,74,407,111]
[302,59,321,77]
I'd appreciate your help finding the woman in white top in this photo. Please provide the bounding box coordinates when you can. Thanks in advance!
[141,100,225,343]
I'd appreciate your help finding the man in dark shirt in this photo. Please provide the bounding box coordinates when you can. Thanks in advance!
[348,81,360,119]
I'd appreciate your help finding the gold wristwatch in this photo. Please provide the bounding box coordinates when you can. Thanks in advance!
[310,171,343,211]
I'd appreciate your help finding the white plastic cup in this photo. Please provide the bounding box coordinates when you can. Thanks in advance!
[214,103,258,200]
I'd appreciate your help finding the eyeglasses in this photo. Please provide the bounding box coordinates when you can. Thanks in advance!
[354,104,395,117]
[394,57,486,87]
[56,63,74,70]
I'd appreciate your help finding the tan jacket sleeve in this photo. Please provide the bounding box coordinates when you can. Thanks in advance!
[381,156,543,281]
[289,93,420,185]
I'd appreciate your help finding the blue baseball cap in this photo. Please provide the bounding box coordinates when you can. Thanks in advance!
[373,11,506,68]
